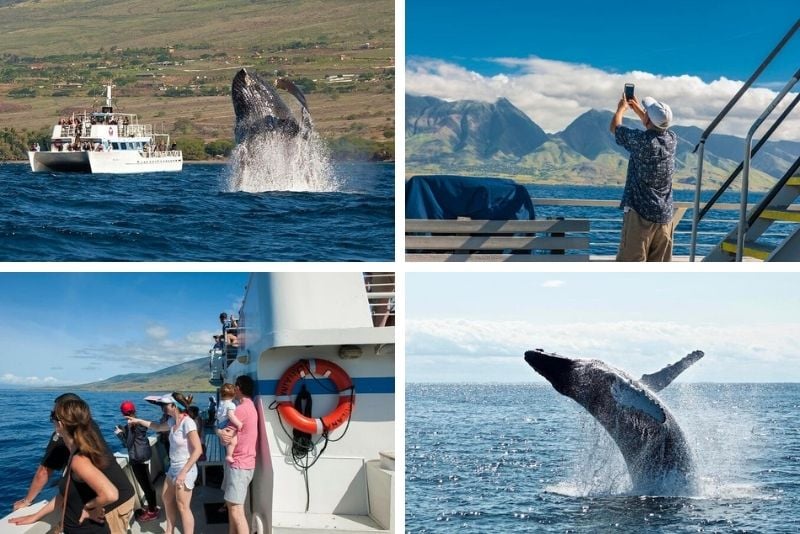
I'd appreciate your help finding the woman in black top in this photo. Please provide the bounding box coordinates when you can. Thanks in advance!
[10,399,120,533]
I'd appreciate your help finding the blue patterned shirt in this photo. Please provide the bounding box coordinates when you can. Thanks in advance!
[615,126,676,224]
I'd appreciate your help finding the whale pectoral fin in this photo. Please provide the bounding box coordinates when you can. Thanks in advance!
[276,78,309,111]
[610,379,666,424]
[640,350,705,392]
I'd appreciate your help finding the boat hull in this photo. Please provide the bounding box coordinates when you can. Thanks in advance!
[29,151,90,172]
[28,151,183,174]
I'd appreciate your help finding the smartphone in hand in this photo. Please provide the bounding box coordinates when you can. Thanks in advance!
[624,83,635,101]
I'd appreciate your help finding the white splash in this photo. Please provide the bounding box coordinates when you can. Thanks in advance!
[559,415,632,496]
[226,130,339,192]
[556,385,771,500]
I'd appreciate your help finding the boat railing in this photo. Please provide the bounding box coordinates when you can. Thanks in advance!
[364,273,395,327]
[59,125,76,138]
[143,149,182,158]
[531,197,760,259]
[125,123,153,138]
[689,18,800,261]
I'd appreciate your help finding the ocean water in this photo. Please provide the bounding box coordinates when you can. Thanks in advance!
[0,390,212,514]
[406,383,800,533]
[527,184,786,257]
[0,161,394,261]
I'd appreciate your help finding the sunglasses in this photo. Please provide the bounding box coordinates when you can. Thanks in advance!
[50,410,58,423]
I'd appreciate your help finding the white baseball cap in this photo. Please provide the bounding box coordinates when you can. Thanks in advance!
[144,394,177,406]
[642,96,672,130]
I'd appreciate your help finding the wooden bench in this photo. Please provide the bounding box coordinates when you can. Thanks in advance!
[200,430,224,486]
[406,219,591,261]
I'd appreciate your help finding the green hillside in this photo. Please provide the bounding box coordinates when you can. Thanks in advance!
[0,0,394,159]
[72,357,216,392]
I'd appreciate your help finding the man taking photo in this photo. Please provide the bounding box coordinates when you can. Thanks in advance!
[610,89,677,261]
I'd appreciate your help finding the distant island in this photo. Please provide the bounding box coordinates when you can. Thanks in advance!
[35,357,218,393]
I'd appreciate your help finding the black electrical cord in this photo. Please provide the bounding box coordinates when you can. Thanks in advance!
[267,361,357,512]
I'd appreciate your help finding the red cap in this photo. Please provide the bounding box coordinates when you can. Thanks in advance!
[120,401,136,416]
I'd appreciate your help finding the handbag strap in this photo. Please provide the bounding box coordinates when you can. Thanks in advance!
[60,454,74,531]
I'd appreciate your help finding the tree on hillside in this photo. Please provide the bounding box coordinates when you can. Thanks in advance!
[205,139,234,158]
[175,137,206,160]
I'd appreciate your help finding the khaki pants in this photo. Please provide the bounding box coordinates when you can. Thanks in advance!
[617,209,674,262]
[105,496,135,534]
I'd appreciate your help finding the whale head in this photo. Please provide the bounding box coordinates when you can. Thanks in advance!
[231,68,299,141]
[524,350,577,396]
[525,349,662,420]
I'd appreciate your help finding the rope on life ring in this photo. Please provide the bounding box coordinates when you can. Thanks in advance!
[274,358,354,435]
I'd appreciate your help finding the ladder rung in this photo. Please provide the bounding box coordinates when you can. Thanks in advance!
[721,240,773,260]
[787,177,800,186]
[760,209,800,222]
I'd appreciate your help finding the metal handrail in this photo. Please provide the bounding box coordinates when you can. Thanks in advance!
[746,155,800,228]
[696,92,800,222]
[689,17,800,261]
[736,70,800,260]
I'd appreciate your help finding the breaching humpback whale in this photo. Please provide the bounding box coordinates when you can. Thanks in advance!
[524,349,704,495]
[231,68,312,143]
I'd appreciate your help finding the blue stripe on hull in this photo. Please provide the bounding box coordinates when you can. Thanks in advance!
[256,377,395,396]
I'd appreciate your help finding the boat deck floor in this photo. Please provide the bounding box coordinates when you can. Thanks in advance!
[129,479,229,534]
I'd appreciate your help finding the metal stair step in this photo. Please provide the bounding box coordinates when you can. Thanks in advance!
[721,239,774,260]
[760,208,800,222]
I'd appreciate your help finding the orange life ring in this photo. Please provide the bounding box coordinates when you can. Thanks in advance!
[108,126,114,136]
[275,358,354,435]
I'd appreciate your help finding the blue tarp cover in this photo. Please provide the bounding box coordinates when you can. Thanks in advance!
[406,175,535,220]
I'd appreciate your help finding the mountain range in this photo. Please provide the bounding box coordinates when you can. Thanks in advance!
[71,357,215,392]
[406,94,800,191]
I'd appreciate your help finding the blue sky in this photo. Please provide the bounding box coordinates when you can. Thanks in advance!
[406,0,800,139]
[0,273,249,386]
[406,272,800,383]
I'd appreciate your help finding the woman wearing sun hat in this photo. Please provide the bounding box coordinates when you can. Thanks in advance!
[126,392,202,534]
[114,400,160,522]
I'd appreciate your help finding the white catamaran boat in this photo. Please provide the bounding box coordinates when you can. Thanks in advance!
[28,85,182,174]
[2,272,395,534]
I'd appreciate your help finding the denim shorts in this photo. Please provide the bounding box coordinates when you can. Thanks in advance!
[167,463,198,490]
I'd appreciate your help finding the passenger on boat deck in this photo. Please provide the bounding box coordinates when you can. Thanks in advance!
[10,398,136,534]
[114,401,160,523]
[218,375,258,534]
[212,334,224,351]
[12,393,80,511]
[207,396,217,426]
[610,92,676,262]
[219,312,238,346]
[126,392,202,534]
[216,383,242,465]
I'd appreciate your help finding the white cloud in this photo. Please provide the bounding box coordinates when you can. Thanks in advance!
[406,56,800,140]
[1,373,63,385]
[146,324,169,340]
[73,328,217,370]
[541,280,565,288]
[406,319,800,382]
